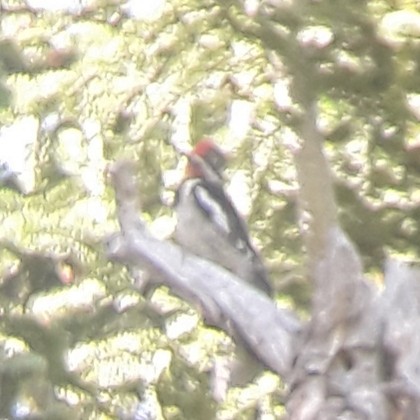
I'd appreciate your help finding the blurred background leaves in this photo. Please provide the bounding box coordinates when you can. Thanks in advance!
[0,0,419,418]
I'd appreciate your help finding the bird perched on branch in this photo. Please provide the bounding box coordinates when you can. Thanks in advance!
[174,139,272,296]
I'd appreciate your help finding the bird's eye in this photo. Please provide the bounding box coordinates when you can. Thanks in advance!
[206,149,226,173]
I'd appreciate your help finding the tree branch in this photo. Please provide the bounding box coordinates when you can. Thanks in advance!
[107,160,301,379]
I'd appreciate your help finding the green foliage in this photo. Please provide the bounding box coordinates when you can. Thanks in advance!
[0,0,419,417]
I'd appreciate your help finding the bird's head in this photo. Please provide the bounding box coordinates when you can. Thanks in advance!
[185,138,227,183]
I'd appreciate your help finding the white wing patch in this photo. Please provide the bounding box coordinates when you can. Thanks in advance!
[194,186,231,235]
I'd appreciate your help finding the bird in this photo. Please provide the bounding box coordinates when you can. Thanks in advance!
[174,139,272,296]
